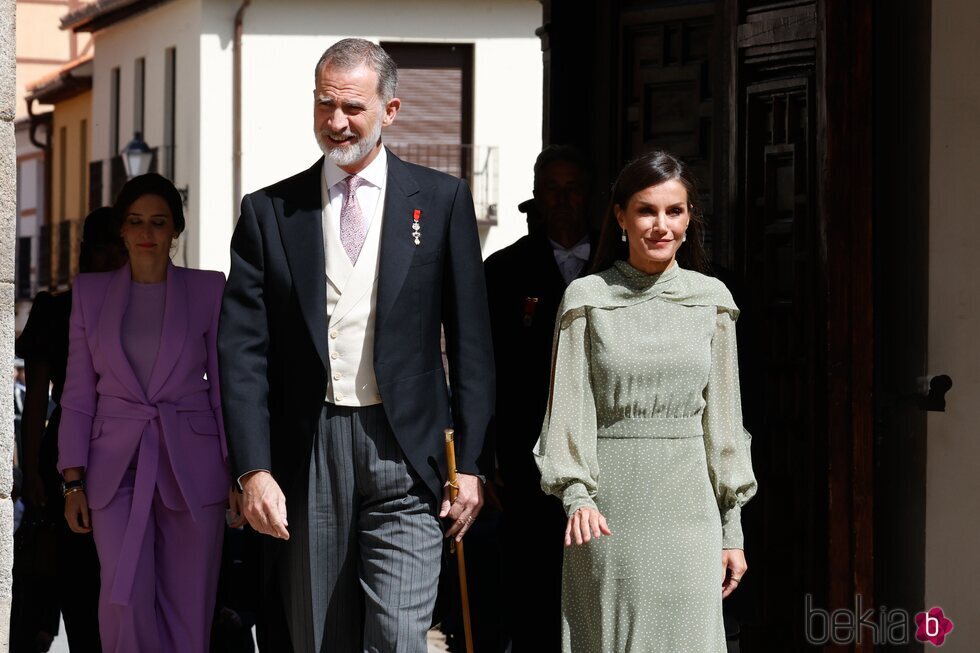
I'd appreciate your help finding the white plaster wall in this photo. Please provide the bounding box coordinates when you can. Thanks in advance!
[229,0,541,261]
[472,35,540,255]
[197,0,238,273]
[926,1,980,649]
[89,0,202,263]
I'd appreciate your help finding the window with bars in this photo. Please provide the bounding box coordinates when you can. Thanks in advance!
[379,43,496,223]
[110,66,121,156]
[38,224,52,290]
[17,237,32,300]
[164,47,177,180]
[57,220,72,287]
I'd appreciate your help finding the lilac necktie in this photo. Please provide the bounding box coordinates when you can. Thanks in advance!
[340,175,367,263]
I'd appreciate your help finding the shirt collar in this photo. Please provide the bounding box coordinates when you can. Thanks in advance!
[322,146,389,191]
[549,235,591,254]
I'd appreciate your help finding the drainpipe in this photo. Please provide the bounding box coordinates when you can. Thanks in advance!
[27,98,53,266]
[232,0,251,224]
[26,97,49,152]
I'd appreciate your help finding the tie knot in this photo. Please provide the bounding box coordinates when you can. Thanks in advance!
[345,175,365,194]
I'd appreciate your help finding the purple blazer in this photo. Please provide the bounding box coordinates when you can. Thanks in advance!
[58,262,230,605]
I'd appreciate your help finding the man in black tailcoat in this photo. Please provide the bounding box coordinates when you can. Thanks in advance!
[219,38,493,653]
[484,145,595,652]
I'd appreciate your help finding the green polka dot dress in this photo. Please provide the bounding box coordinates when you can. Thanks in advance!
[534,260,758,652]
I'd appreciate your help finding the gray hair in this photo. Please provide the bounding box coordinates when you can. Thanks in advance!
[315,38,398,103]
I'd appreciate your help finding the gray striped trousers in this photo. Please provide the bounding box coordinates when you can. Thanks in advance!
[281,403,443,653]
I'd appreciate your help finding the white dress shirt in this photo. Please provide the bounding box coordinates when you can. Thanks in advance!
[550,236,591,284]
[322,149,387,236]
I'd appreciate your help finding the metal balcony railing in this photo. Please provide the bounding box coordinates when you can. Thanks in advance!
[386,144,498,224]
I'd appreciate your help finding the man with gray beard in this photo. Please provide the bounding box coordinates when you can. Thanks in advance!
[219,38,494,652]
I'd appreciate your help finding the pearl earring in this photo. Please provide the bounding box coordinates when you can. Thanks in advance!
[621,229,627,243]
[682,232,687,243]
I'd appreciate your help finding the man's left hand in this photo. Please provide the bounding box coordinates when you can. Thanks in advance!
[439,473,484,542]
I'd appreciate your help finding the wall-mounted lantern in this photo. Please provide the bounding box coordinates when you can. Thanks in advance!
[121,131,189,206]
[121,131,153,179]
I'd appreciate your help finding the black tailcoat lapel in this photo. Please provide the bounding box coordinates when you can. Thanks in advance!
[276,159,329,371]
[376,153,421,330]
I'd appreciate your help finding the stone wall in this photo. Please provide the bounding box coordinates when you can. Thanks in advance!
[0,0,16,649]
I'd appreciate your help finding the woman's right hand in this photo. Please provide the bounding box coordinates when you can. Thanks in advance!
[565,507,612,547]
[64,490,92,534]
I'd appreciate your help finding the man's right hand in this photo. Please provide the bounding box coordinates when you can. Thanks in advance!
[240,470,289,540]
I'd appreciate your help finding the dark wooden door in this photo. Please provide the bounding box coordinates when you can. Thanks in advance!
[727,1,876,649]
[871,1,930,650]
[725,1,877,649]
[738,75,823,651]
[618,3,717,240]
[728,3,823,648]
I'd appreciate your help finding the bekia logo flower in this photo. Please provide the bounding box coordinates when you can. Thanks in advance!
[915,607,954,646]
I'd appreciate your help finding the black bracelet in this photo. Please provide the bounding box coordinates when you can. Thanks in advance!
[62,479,85,496]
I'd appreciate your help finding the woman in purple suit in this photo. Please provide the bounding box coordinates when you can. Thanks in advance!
[59,173,244,653]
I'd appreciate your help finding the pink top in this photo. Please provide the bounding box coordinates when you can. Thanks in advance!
[122,282,166,392]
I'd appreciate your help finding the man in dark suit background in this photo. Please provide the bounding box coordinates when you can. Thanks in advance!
[218,38,493,653]
[484,146,594,651]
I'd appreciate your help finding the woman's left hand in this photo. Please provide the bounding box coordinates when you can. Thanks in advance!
[227,487,248,528]
[722,548,747,599]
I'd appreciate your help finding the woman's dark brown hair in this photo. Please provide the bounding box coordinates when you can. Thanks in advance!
[590,150,709,274]
[113,172,186,235]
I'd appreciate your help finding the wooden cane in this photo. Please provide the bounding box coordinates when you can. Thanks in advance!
[444,428,475,653]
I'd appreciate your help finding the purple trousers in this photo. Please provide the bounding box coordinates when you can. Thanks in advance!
[91,469,225,653]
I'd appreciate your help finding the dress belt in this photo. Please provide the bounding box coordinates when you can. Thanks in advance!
[95,393,213,606]
[597,415,704,439]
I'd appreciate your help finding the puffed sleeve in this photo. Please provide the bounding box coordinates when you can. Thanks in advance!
[702,309,758,549]
[533,302,600,517]
[58,276,97,472]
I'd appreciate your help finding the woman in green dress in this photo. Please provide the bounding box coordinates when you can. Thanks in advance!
[534,150,757,652]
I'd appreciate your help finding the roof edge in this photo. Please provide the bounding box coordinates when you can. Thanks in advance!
[26,56,94,105]
[61,0,176,33]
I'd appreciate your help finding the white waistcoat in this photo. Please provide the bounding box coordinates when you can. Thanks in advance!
[321,173,384,406]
